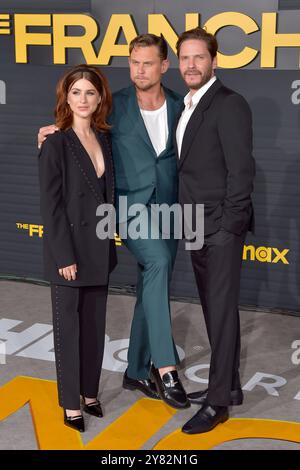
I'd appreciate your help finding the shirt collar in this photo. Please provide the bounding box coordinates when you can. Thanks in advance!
[184,76,217,108]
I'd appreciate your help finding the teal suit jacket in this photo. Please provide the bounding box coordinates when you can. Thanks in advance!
[109,85,183,222]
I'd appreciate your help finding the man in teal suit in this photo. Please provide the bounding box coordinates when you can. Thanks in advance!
[111,34,189,409]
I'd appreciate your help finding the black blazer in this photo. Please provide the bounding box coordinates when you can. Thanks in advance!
[176,78,255,236]
[38,128,117,286]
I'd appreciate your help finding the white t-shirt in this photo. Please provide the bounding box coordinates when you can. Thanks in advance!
[140,101,168,157]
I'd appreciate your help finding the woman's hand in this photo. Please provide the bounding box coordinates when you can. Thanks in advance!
[59,264,77,281]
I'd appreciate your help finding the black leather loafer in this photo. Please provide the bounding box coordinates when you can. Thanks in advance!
[182,404,229,434]
[187,388,243,406]
[150,365,190,409]
[123,368,160,400]
[83,400,103,418]
[63,410,85,432]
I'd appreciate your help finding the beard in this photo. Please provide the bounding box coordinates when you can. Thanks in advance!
[134,81,154,92]
[184,69,213,90]
[132,78,156,91]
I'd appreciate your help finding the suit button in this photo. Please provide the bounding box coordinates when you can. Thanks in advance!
[80,220,87,226]
[78,191,84,197]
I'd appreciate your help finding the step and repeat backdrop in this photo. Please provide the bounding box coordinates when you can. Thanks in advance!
[0,0,300,313]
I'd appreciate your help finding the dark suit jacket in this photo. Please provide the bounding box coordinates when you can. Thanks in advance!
[176,78,255,236]
[109,85,183,222]
[38,128,117,286]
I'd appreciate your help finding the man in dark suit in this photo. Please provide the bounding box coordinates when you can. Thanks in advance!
[175,27,255,433]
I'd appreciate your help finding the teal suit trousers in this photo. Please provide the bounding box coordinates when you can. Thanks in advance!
[120,201,180,379]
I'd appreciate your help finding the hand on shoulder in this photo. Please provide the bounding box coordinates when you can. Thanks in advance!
[37,124,59,149]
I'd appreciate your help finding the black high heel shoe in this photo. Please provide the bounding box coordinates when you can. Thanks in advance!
[63,409,85,432]
[83,399,103,418]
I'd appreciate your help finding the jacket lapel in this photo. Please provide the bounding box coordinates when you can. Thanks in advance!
[173,101,185,160]
[126,86,155,155]
[95,131,115,205]
[159,88,183,158]
[64,128,105,204]
[178,79,222,169]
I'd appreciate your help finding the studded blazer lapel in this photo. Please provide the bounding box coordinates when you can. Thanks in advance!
[64,128,107,205]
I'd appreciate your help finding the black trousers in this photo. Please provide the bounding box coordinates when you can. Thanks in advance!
[190,228,247,406]
[50,284,108,409]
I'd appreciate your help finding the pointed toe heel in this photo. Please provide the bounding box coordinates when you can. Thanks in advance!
[63,410,85,432]
[83,400,103,418]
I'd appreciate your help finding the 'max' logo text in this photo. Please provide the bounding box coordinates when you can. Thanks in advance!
[243,245,289,264]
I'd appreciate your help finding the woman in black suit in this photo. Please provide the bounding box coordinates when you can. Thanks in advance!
[38,64,117,432]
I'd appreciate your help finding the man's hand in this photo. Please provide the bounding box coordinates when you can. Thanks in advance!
[38,124,59,149]
[59,264,77,281]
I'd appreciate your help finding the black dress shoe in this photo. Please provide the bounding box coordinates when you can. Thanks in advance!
[150,365,190,410]
[123,368,160,400]
[63,410,85,432]
[187,388,243,406]
[83,400,103,418]
[182,404,229,434]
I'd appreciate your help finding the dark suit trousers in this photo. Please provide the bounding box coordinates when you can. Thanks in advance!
[190,228,246,406]
[50,284,108,409]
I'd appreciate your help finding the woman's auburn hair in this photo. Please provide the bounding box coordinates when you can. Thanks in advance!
[55,64,112,131]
